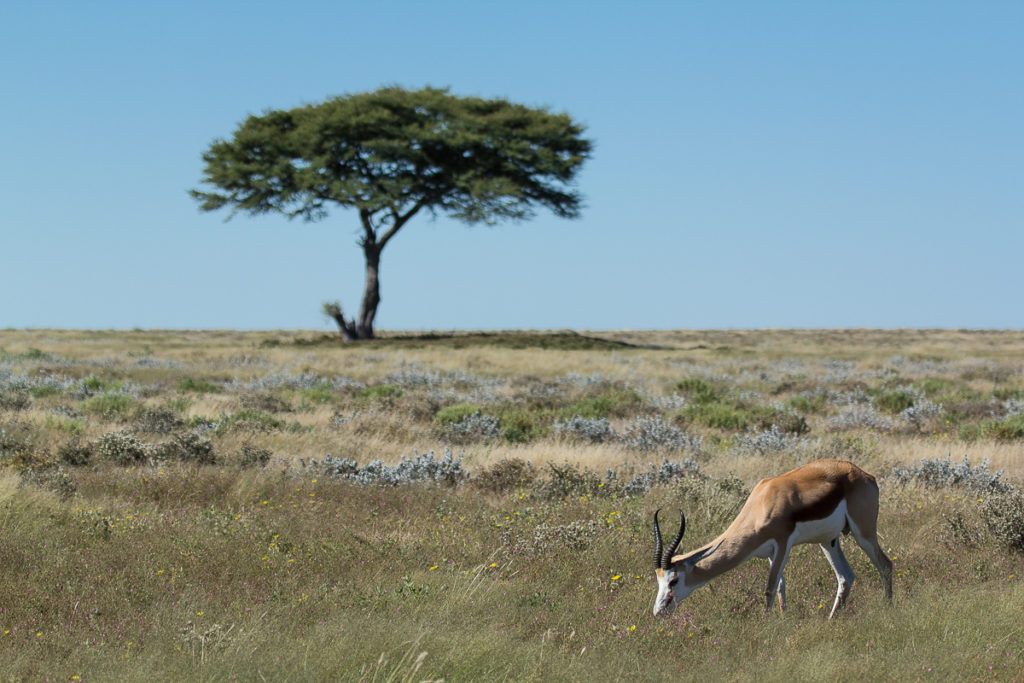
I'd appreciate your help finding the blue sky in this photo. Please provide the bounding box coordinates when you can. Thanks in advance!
[2,1,1021,330]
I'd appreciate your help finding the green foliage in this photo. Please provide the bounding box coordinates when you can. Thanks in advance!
[435,403,482,427]
[44,415,86,436]
[914,377,959,399]
[298,385,335,405]
[786,392,827,415]
[356,384,404,401]
[82,393,136,418]
[759,406,810,435]
[219,410,286,434]
[675,377,720,404]
[19,348,52,361]
[563,388,642,419]
[682,400,749,431]
[192,86,590,225]
[978,414,1024,441]
[192,86,591,339]
[873,389,916,415]
[498,408,543,443]
[82,375,123,393]
[177,377,222,393]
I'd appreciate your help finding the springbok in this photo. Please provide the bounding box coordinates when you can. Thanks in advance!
[652,459,893,618]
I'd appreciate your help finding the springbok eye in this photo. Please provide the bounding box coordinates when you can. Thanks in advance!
[668,578,678,587]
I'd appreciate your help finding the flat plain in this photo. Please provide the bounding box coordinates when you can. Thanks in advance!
[1,328,1023,680]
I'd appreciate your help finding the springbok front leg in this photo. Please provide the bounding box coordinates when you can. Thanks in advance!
[820,537,855,619]
[765,541,790,612]
[768,557,788,612]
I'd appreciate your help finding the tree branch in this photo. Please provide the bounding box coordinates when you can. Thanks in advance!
[377,198,427,250]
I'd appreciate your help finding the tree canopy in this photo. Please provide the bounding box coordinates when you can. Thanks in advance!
[191,86,591,339]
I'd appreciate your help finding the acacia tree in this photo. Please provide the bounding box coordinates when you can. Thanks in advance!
[191,86,591,340]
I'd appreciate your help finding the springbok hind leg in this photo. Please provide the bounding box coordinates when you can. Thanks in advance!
[847,482,894,603]
[854,534,894,602]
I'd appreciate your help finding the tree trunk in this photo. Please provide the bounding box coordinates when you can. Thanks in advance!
[325,242,381,341]
[356,245,381,339]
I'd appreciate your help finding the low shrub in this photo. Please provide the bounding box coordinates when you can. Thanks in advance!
[675,377,719,404]
[0,421,50,470]
[0,389,31,411]
[529,520,600,552]
[829,404,894,431]
[562,388,643,419]
[177,377,222,393]
[498,408,543,443]
[94,429,151,465]
[238,444,273,467]
[134,406,185,434]
[81,375,123,394]
[240,392,292,414]
[732,424,808,455]
[82,393,137,419]
[891,455,1011,493]
[298,385,335,405]
[552,415,615,443]
[473,458,536,493]
[218,410,286,434]
[682,400,750,431]
[786,391,827,415]
[57,437,93,466]
[302,449,465,486]
[619,416,704,453]
[755,405,809,435]
[873,388,917,415]
[979,414,1024,441]
[533,462,606,499]
[441,412,501,443]
[980,490,1024,553]
[155,432,216,464]
[620,458,705,496]
[435,403,482,427]
[356,384,404,401]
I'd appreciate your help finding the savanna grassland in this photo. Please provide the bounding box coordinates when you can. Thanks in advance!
[1,328,1024,681]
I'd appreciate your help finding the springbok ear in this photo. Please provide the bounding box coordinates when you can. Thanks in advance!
[682,541,723,569]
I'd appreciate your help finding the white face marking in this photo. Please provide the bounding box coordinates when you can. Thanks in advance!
[653,568,678,616]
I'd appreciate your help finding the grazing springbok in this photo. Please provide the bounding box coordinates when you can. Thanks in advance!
[652,459,893,618]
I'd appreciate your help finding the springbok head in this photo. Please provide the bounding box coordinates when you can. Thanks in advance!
[652,509,686,615]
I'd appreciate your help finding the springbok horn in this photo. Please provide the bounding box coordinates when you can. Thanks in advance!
[662,510,686,569]
[653,509,664,569]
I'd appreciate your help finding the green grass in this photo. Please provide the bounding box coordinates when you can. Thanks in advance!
[562,388,644,420]
[1,327,1024,678]
[81,393,137,418]
[0,469,1021,679]
[177,377,222,393]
